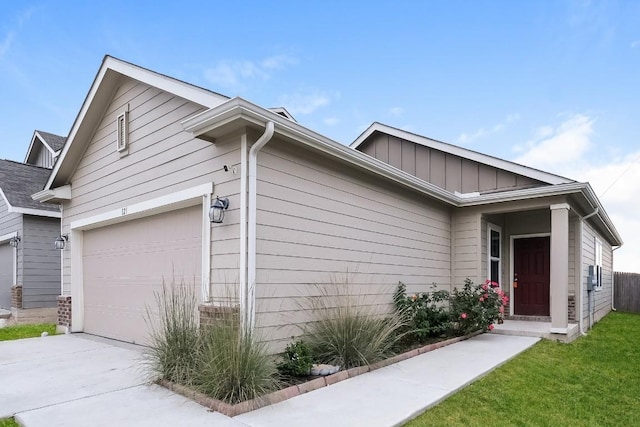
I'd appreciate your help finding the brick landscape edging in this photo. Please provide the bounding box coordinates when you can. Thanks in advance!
[160,330,483,417]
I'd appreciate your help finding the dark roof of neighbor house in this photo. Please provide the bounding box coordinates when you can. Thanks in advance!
[0,159,59,212]
[37,131,67,152]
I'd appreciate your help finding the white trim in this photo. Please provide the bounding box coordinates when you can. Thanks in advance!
[351,123,574,186]
[202,193,211,303]
[116,110,129,153]
[487,223,502,285]
[32,185,72,203]
[239,134,248,319]
[0,232,17,243]
[0,189,11,212]
[45,56,227,191]
[550,327,568,334]
[550,203,571,211]
[509,233,551,316]
[69,183,214,332]
[24,131,56,164]
[70,182,213,230]
[594,237,603,292]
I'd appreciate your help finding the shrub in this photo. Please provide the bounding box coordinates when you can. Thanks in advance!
[145,279,200,384]
[450,278,508,335]
[192,310,280,404]
[277,340,314,377]
[304,283,407,369]
[393,282,453,342]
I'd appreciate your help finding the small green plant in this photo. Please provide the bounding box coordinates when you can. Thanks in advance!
[194,318,280,404]
[450,279,508,335]
[277,339,314,377]
[0,417,19,427]
[145,279,200,384]
[393,282,453,342]
[304,282,407,369]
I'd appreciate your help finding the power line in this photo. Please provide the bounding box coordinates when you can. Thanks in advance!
[599,151,640,198]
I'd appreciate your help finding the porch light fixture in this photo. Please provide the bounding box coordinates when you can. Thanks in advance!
[8,236,20,248]
[54,234,68,250]
[209,197,229,223]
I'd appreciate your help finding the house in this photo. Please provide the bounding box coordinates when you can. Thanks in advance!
[0,132,64,323]
[34,56,621,351]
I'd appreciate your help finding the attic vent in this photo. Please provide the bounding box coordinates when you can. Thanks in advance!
[116,111,128,152]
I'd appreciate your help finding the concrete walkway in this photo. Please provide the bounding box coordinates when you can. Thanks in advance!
[2,333,539,427]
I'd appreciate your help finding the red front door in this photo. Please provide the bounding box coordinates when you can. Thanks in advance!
[514,237,550,316]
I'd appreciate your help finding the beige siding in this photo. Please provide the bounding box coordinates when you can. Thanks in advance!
[358,132,547,193]
[60,76,241,297]
[452,209,481,286]
[253,138,451,352]
[581,222,613,327]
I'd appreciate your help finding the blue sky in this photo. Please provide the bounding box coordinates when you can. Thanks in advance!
[1,1,639,271]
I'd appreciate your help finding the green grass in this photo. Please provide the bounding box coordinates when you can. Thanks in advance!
[0,417,19,427]
[0,323,56,341]
[406,311,640,427]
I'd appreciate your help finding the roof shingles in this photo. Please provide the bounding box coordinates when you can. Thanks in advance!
[0,159,59,212]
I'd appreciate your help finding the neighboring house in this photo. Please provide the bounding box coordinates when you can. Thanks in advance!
[34,56,621,352]
[0,156,62,324]
[24,130,67,169]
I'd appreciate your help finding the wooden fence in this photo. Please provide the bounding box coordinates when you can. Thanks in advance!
[614,272,640,313]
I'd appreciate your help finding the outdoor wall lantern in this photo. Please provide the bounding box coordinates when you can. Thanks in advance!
[8,236,20,248]
[209,197,229,223]
[54,234,68,250]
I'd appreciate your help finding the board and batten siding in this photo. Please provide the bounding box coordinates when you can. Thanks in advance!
[34,145,55,169]
[20,215,61,308]
[253,138,452,352]
[581,222,613,327]
[60,76,241,297]
[358,132,545,193]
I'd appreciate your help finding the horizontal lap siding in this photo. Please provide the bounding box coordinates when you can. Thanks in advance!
[21,216,61,308]
[453,210,480,286]
[581,223,613,326]
[254,139,451,352]
[61,77,240,295]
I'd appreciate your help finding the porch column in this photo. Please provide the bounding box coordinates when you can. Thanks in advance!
[550,203,570,334]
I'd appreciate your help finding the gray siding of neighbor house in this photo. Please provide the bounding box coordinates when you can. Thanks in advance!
[34,145,55,169]
[60,76,240,297]
[581,222,613,328]
[358,133,546,193]
[253,137,452,353]
[20,215,61,308]
[0,197,23,308]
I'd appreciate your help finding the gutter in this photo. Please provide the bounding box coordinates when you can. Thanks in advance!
[246,121,275,331]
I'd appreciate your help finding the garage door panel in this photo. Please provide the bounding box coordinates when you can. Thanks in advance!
[83,205,202,345]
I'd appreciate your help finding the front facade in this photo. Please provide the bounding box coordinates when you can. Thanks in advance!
[35,57,621,351]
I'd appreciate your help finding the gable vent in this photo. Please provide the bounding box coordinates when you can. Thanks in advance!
[117,111,128,152]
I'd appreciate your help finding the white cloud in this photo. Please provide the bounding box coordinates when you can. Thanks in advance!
[631,40,640,48]
[204,54,296,90]
[513,114,640,272]
[280,90,338,115]
[323,117,340,126]
[457,113,520,144]
[389,107,404,117]
[513,114,593,172]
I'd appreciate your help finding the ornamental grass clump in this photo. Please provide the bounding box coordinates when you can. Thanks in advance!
[145,279,200,385]
[303,282,407,369]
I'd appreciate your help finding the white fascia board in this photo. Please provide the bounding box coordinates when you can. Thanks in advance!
[70,182,213,230]
[32,185,72,202]
[182,98,459,206]
[0,231,18,243]
[0,188,12,211]
[35,131,57,155]
[10,207,61,218]
[352,123,574,186]
[45,56,229,191]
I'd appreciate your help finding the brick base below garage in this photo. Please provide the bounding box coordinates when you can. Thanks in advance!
[57,295,72,333]
[11,285,22,309]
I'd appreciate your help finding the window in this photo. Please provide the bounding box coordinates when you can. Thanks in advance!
[116,111,128,152]
[595,238,603,291]
[488,224,501,285]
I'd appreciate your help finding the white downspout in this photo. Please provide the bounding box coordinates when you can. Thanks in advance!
[246,121,275,331]
[579,208,598,335]
[612,246,621,311]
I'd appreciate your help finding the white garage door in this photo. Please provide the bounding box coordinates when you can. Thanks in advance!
[0,243,13,309]
[83,205,202,345]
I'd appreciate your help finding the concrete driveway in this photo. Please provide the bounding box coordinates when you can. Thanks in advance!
[0,334,243,427]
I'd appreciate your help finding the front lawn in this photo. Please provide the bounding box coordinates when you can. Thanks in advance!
[0,323,56,341]
[406,311,640,426]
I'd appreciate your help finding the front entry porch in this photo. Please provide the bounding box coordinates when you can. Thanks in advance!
[492,319,580,343]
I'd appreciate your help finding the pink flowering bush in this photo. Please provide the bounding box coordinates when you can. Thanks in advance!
[450,279,508,335]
